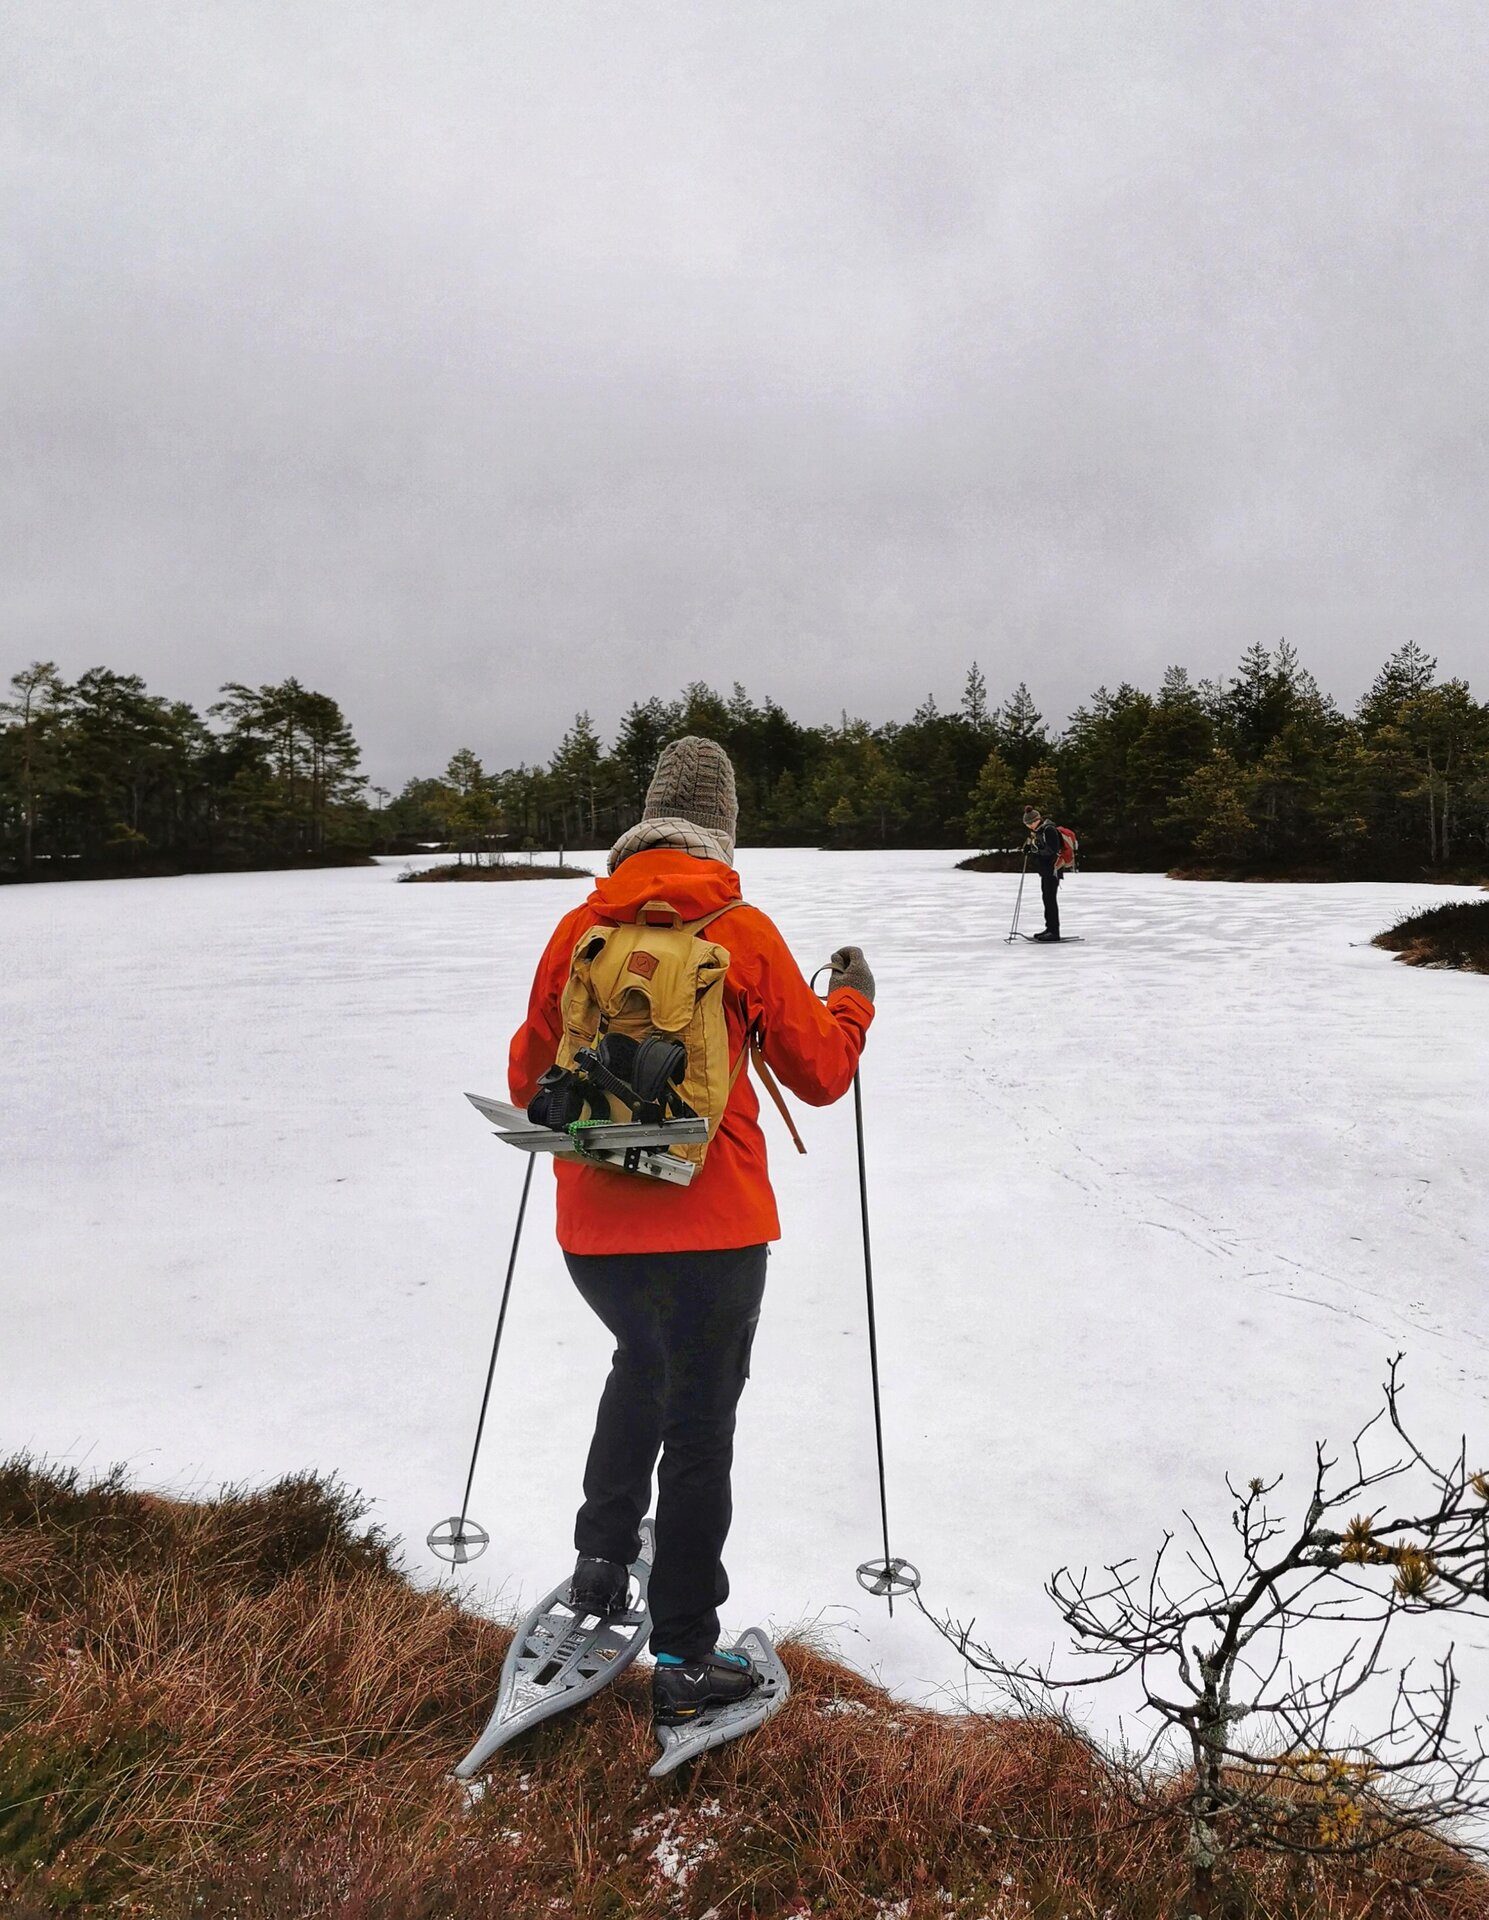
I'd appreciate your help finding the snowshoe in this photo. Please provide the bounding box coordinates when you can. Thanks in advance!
[649,1628,790,1779]
[452,1520,653,1780]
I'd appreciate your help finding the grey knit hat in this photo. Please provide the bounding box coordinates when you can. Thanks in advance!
[644,736,738,848]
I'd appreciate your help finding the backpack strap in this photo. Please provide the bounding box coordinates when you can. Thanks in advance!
[750,1035,807,1155]
[608,900,805,1156]
[673,902,807,1155]
[682,900,748,935]
[632,899,749,931]
[709,1033,807,1155]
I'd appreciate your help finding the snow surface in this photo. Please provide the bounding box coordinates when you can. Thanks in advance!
[4,851,1488,1738]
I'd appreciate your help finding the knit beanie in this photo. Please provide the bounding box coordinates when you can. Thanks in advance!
[643,737,738,855]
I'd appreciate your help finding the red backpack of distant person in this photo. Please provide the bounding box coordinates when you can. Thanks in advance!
[1055,825,1079,873]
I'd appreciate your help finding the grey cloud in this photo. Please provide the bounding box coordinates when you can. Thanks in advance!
[4,1,1487,785]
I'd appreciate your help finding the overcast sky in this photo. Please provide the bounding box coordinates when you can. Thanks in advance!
[5,2,1487,786]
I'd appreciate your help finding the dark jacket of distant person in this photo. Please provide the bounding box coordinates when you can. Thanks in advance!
[1029,819,1063,873]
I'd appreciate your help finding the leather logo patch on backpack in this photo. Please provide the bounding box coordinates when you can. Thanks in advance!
[627,951,660,980]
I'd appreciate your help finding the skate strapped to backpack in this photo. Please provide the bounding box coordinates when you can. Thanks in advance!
[466,897,753,1186]
[466,1089,710,1186]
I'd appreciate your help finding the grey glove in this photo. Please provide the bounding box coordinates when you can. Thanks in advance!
[828,945,875,1002]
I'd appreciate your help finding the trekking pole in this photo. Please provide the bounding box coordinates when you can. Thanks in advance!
[1006,850,1028,943]
[427,1153,536,1566]
[851,1069,920,1616]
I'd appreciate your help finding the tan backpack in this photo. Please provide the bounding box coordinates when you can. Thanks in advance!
[555,900,745,1170]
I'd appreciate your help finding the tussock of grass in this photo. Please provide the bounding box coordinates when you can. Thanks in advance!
[2,1460,1484,1918]
[1373,898,1489,973]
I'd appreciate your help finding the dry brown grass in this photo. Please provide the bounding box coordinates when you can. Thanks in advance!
[1373,899,1489,974]
[2,1459,1486,1919]
[397,861,590,883]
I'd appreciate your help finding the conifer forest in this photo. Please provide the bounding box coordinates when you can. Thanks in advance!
[3,640,1485,880]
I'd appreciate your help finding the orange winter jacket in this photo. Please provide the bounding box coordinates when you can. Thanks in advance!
[508,849,873,1255]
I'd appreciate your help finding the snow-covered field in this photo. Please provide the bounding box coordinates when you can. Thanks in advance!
[4,851,1487,1735]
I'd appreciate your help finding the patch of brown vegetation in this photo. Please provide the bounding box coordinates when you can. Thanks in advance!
[2,1461,1484,1918]
[1373,899,1489,974]
[398,861,590,883]
[1169,863,1489,885]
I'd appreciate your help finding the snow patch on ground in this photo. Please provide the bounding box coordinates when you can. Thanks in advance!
[3,851,1487,1738]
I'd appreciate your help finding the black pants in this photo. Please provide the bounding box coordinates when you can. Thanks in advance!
[565,1244,768,1661]
[1039,864,1061,937]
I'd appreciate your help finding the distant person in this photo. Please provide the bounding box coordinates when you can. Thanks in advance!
[1023,805,1065,941]
[508,736,875,1729]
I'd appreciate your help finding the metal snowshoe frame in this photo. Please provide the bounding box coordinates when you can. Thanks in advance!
[649,1628,790,1779]
[466,1091,707,1186]
[454,1520,656,1779]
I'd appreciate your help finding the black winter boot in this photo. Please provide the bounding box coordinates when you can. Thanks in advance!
[651,1648,760,1725]
[567,1555,629,1617]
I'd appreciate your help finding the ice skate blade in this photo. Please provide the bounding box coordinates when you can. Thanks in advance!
[465,1093,704,1184]
[649,1628,789,1779]
[453,1520,654,1779]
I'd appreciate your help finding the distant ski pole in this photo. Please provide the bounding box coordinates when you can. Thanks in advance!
[851,1069,920,1614]
[428,1153,536,1567]
[1006,850,1028,943]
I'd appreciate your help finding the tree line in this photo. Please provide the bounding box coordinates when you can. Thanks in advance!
[0,667,368,877]
[390,640,1487,876]
[4,641,1485,880]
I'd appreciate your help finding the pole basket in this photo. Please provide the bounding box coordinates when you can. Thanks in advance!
[428,1517,491,1565]
[856,1555,921,1599]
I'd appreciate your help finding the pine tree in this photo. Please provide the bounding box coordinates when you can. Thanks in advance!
[1125,668,1213,843]
[438,749,502,864]
[0,662,66,872]
[613,697,679,814]
[1223,643,1291,762]
[1162,748,1256,860]
[1393,681,1483,865]
[964,747,1019,850]
[1358,642,1438,730]
[54,668,206,863]
[1021,762,1064,821]
[996,683,1049,780]
[1061,684,1153,846]
[676,681,732,741]
[961,662,991,733]
[549,711,607,843]
[211,679,364,856]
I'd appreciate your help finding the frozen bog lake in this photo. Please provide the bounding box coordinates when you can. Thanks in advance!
[4,851,1488,1729]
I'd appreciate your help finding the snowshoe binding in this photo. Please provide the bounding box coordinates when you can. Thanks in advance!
[652,1647,761,1725]
[568,1554,630,1617]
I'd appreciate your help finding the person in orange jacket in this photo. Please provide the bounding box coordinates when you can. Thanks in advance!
[508,736,874,1724]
